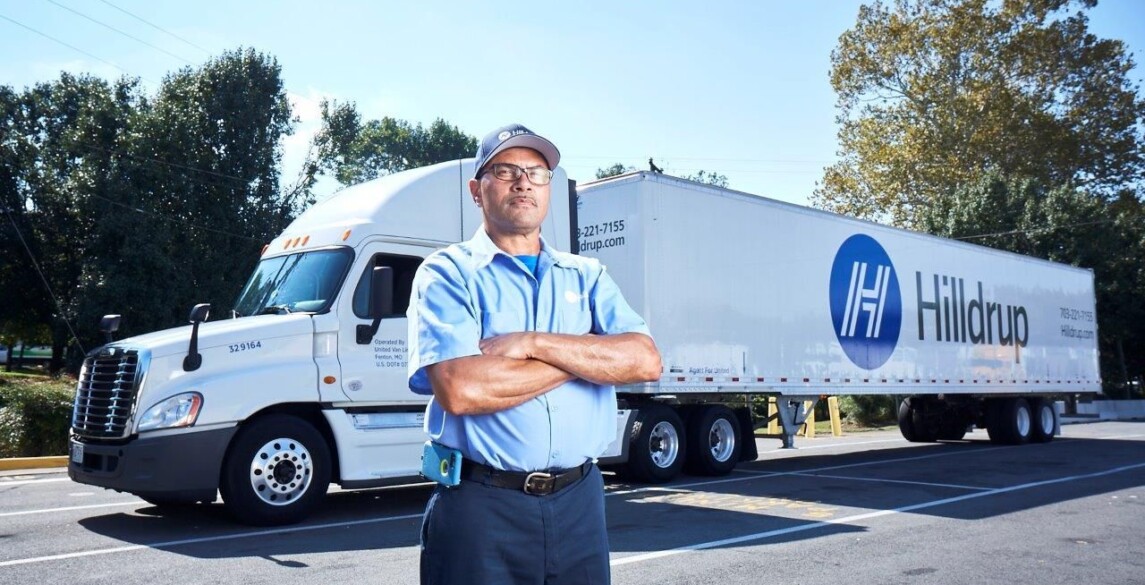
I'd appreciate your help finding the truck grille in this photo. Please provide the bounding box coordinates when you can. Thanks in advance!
[72,348,148,439]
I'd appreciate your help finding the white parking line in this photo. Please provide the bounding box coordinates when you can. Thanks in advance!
[0,502,139,518]
[787,472,991,491]
[610,460,1145,567]
[0,477,71,487]
[0,513,423,568]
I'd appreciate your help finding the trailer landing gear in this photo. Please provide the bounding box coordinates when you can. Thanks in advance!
[773,397,819,449]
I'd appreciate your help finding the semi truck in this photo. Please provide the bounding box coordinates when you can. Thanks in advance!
[67,159,1101,525]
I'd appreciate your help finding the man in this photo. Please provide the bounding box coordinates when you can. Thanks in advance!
[407,123,662,585]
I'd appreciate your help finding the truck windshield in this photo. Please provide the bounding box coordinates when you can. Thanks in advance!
[233,248,354,317]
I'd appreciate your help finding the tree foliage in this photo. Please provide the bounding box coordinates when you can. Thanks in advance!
[685,170,730,188]
[2,50,480,373]
[306,100,476,187]
[815,0,1145,225]
[1,49,298,371]
[595,163,635,179]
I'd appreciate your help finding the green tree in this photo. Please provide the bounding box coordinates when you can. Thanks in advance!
[1,73,139,370]
[307,100,476,187]
[685,170,730,188]
[815,0,1145,226]
[72,48,298,347]
[595,163,635,179]
[1,49,300,371]
[0,85,44,367]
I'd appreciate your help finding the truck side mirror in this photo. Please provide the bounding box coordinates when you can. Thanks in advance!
[99,314,122,344]
[188,304,211,323]
[356,266,394,344]
[183,303,211,371]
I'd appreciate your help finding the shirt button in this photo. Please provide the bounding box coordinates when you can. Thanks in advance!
[550,405,559,412]
[552,451,560,459]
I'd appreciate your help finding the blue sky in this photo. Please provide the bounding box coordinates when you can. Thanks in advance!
[1,0,1142,206]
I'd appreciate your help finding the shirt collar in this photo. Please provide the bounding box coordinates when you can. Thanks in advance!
[468,226,575,270]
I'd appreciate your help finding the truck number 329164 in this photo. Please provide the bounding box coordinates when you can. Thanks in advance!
[229,341,263,353]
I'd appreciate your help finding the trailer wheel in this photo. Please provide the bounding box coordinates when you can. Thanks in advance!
[623,405,685,483]
[684,405,741,476]
[220,414,331,526]
[898,398,938,442]
[897,399,919,442]
[987,398,1033,445]
[1029,398,1056,443]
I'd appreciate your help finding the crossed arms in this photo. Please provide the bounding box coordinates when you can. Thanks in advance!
[426,332,662,415]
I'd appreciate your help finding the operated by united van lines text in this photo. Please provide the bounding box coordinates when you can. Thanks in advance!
[374,338,407,368]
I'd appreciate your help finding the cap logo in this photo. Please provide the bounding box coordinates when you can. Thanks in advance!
[497,131,511,141]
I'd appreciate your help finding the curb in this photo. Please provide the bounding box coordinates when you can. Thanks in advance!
[0,456,67,471]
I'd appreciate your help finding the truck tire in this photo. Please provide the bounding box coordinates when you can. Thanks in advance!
[220,414,331,526]
[684,405,741,476]
[1029,398,1056,443]
[898,398,938,442]
[623,405,685,483]
[986,398,1033,445]
[897,399,919,442]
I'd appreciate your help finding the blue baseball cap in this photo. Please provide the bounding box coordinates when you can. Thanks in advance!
[473,123,561,179]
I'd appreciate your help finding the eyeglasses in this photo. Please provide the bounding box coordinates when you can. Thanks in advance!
[479,163,554,185]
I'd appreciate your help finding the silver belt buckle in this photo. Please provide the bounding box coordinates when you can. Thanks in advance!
[523,471,555,495]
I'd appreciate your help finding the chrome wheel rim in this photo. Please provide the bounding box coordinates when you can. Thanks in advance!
[708,418,736,462]
[649,421,680,469]
[248,437,314,506]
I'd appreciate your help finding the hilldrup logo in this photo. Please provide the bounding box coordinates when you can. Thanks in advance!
[829,234,902,370]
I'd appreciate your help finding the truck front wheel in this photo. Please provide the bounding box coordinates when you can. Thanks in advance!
[220,414,331,526]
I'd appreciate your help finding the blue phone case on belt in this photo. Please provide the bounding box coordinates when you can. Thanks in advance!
[421,441,462,487]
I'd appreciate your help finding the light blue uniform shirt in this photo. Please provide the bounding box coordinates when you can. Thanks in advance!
[407,228,651,472]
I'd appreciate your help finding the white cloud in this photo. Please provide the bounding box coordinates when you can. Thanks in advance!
[288,87,331,126]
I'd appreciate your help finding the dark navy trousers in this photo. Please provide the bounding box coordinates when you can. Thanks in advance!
[419,464,610,585]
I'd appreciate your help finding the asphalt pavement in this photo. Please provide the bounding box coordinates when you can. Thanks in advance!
[2,421,1143,585]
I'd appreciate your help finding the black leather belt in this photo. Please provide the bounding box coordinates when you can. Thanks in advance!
[461,458,593,496]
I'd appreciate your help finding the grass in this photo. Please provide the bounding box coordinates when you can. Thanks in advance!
[0,367,54,379]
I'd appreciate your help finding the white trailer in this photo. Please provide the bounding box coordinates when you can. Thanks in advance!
[67,161,1100,525]
[578,171,1099,479]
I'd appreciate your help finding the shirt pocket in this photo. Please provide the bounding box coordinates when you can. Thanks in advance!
[554,294,593,334]
[480,310,523,338]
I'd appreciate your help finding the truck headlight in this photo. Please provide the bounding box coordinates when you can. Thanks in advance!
[137,393,203,431]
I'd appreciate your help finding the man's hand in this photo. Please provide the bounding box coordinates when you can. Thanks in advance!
[479,332,537,360]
